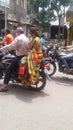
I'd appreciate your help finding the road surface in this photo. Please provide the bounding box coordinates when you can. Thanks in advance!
[0,70,73,130]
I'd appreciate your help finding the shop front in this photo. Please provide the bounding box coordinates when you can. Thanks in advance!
[66,6,73,45]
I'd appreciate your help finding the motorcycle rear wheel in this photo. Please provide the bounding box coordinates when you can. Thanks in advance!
[30,71,46,91]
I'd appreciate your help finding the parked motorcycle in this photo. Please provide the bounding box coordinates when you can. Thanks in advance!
[0,52,52,91]
[47,46,73,76]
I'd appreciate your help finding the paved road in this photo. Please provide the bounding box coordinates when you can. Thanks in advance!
[0,70,73,130]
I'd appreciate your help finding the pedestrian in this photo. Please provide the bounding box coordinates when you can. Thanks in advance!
[40,34,46,50]
[0,27,29,92]
[0,29,14,45]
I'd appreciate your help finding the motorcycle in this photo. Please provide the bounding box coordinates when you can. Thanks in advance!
[0,52,51,91]
[42,43,54,57]
[47,46,73,76]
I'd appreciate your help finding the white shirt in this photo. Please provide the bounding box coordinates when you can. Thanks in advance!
[0,34,29,56]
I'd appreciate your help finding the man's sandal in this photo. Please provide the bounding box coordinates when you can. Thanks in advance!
[0,87,8,92]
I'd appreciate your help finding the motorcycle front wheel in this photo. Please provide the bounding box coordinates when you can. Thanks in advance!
[46,62,56,77]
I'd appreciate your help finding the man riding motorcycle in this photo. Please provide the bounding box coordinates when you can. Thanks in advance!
[0,29,14,45]
[59,45,73,73]
[0,27,29,92]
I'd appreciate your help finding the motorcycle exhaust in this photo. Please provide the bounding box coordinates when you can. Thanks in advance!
[43,63,51,81]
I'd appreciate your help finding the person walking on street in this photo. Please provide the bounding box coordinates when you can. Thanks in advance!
[0,27,29,92]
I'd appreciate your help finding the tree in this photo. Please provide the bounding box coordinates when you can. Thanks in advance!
[27,0,72,33]
[27,0,54,32]
[50,0,73,40]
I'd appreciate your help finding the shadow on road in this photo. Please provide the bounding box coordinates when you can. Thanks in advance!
[0,82,49,103]
[51,75,73,87]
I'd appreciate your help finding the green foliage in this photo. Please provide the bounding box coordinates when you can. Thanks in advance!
[27,0,53,32]
[50,0,72,40]
[50,0,72,16]
[27,0,72,32]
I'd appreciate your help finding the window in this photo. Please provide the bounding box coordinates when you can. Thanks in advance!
[10,0,15,9]
[0,0,10,8]
[21,0,24,8]
[16,0,18,5]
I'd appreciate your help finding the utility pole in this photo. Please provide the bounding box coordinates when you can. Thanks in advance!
[5,0,7,30]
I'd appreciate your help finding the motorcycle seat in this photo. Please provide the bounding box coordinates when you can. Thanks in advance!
[2,54,15,60]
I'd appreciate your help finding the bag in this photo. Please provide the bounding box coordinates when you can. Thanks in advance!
[18,61,28,78]
[18,63,26,75]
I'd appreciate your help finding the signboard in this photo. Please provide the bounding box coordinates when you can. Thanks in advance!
[8,14,17,21]
[66,14,73,23]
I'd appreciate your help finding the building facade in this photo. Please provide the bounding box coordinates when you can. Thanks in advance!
[0,0,30,36]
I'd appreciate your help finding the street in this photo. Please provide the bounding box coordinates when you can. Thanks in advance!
[0,0,72,129]
[0,69,73,130]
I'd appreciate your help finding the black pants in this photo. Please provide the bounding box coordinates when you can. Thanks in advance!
[4,56,23,84]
